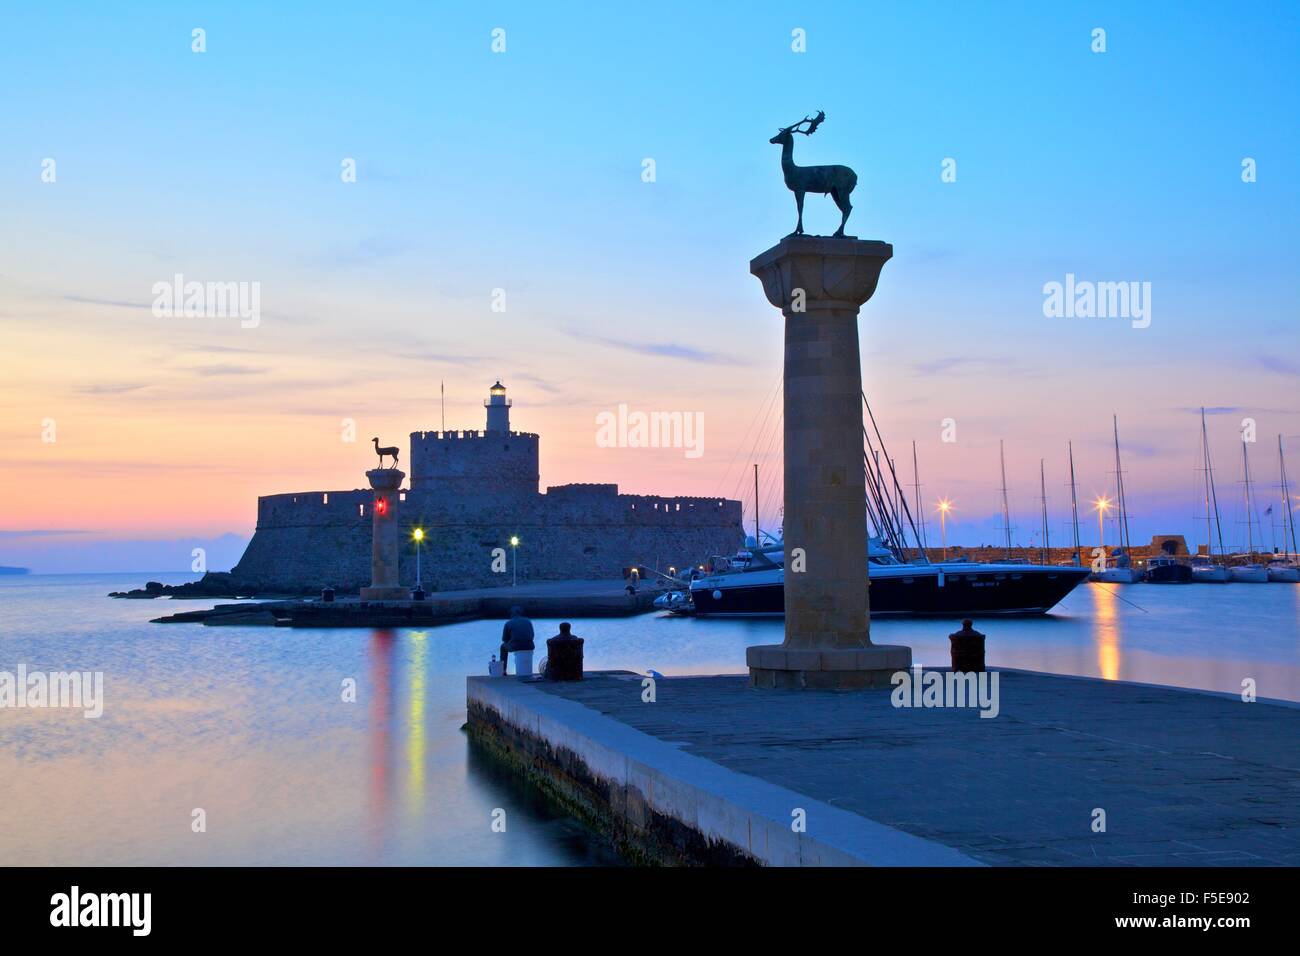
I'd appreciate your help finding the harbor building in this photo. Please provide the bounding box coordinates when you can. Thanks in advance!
[230,383,743,593]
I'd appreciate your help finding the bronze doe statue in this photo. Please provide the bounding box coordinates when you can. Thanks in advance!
[371,437,400,469]
[770,111,857,238]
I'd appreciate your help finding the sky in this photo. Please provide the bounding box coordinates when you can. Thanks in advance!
[1,1,1298,572]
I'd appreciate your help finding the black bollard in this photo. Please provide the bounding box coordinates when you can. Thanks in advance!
[411,587,426,601]
[546,622,584,681]
[321,587,335,603]
[949,619,985,673]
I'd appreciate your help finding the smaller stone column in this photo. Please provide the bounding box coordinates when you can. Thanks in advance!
[359,468,408,601]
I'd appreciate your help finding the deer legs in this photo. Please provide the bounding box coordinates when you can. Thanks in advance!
[831,187,851,238]
[786,191,805,238]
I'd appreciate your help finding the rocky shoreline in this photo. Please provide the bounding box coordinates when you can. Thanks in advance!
[108,571,311,600]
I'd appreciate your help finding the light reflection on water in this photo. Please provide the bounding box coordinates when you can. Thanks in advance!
[0,573,1296,865]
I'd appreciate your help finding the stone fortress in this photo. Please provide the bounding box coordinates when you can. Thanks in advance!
[230,383,744,593]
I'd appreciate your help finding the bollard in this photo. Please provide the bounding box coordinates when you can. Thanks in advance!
[949,619,985,673]
[321,587,335,603]
[546,622,584,681]
[411,587,426,601]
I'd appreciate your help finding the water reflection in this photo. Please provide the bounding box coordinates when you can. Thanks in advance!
[367,629,395,858]
[407,631,427,808]
[1090,583,1122,681]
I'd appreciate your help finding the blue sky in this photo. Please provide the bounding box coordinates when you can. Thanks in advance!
[2,1,1298,570]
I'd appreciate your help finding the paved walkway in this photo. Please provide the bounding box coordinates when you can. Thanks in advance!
[535,671,1300,865]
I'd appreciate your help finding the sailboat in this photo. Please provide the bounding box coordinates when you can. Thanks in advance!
[1092,416,1142,583]
[1230,440,1268,582]
[1267,435,1300,582]
[1191,408,1230,582]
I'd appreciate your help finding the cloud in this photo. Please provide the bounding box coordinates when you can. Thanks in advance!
[62,294,152,311]
[0,529,93,538]
[570,329,746,366]
[76,383,152,395]
[191,364,267,377]
[1253,354,1300,377]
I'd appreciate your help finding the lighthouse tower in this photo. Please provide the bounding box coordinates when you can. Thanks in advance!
[484,381,512,434]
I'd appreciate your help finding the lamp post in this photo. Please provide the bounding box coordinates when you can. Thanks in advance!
[1094,496,1111,552]
[412,527,424,588]
[937,499,952,560]
[510,535,519,587]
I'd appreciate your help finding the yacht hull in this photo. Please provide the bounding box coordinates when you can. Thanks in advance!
[690,564,1090,618]
[1229,565,1269,583]
[1190,565,1230,583]
[1145,563,1194,583]
[1090,568,1142,583]
[1267,566,1300,583]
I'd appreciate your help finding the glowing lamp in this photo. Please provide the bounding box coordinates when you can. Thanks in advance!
[375,497,388,515]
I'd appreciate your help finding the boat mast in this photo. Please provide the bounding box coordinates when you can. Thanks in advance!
[911,441,928,553]
[1201,408,1226,563]
[1039,459,1051,564]
[1112,415,1133,552]
[1068,441,1082,565]
[1242,440,1256,558]
[999,440,1013,559]
[1282,436,1299,560]
[753,462,760,547]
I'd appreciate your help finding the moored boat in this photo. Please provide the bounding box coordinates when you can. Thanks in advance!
[1266,559,1300,583]
[1229,562,1269,583]
[1189,554,1229,583]
[690,538,1090,617]
[1144,554,1193,583]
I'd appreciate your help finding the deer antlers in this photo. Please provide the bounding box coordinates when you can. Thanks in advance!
[779,110,826,136]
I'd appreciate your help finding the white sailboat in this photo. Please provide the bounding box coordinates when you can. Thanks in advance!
[1191,408,1229,582]
[1267,435,1300,582]
[1092,415,1142,583]
[1230,439,1268,582]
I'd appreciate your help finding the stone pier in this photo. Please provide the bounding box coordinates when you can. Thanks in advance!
[359,467,408,601]
[746,236,910,688]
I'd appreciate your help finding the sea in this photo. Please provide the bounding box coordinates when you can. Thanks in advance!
[1,572,1296,865]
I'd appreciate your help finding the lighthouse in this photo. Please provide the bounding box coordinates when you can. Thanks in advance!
[484,381,512,433]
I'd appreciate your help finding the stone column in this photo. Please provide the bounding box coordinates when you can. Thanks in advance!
[746,236,911,688]
[360,468,408,601]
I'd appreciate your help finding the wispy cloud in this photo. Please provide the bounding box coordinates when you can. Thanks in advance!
[191,364,267,377]
[1253,354,1300,377]
[62,294,151,311]
[571,330,745,366]
[76,383,152,395]
[0,529,93,538]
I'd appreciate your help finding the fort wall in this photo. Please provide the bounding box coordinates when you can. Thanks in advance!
[231,482,743,593]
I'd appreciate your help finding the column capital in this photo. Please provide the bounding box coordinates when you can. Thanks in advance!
[366,468,405,491]
[750,236,893,314]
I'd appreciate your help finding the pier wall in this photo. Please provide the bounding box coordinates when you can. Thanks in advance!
[466,675,980,866]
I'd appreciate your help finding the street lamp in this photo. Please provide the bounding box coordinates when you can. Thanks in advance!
[412,527,425,590]
[509,535,519,587]
[1094,496,1111,551]
[936,498,953,560]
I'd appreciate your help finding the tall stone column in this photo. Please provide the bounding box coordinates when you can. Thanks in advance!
[746,236,911,688]
[360,468,408,601]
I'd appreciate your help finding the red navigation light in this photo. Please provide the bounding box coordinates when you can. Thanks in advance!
[375,497,388,515]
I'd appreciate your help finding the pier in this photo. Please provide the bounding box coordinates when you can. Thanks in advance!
[466,669,1300,866]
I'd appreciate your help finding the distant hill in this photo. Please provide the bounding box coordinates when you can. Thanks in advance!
[0,566,31,575]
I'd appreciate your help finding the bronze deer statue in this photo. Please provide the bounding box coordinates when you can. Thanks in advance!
[769,111,857,238]
[371,437,400,469]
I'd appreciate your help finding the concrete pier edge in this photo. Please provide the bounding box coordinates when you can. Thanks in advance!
[466,674,982,866]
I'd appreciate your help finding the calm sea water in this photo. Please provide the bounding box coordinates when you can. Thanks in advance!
[1,572,1297,865]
